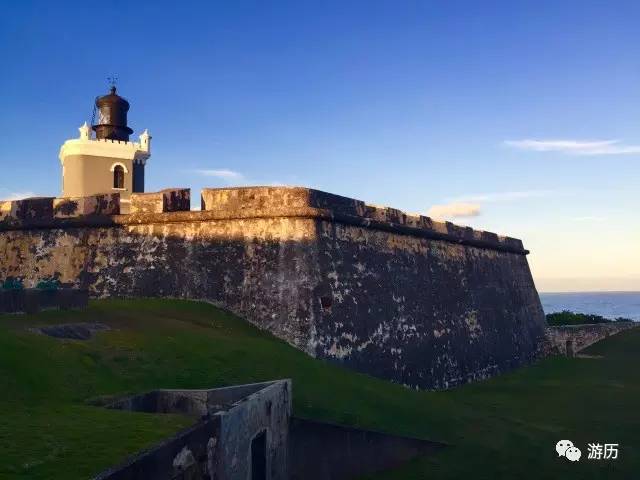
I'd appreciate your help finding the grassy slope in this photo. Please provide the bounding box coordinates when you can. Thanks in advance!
[0,299,638,479]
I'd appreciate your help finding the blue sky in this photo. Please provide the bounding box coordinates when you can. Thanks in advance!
[1,1,639,291]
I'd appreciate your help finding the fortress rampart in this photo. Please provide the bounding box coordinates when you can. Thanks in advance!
[544,322,639,356]
[0,187,546,390]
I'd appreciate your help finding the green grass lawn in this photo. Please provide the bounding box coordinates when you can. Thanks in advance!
[0,299,638,479]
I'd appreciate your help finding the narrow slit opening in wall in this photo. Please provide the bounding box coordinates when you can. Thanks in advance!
[251,429,267,480]
[565,339,574,357]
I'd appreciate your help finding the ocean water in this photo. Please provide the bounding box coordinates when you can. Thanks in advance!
[539,292,640,321]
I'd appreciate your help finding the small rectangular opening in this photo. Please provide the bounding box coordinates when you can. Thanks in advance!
[251,429,267,480]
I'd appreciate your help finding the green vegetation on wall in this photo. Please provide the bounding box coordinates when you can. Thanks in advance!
[546,310,632,326]
[1,278,23,290]
[35,278,60,290]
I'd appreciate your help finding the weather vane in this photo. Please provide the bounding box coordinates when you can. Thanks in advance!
[107,75,118,89]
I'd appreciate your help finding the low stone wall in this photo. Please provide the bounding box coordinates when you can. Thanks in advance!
[53,193,121,218]
[130,188,191,214]
[0,186,546,390]
[0,197,54,226]
[95,418,220,480]
[0,189,190,228]
[95,380,291,480]
[544,322,639,356]
[94,379,445,480]
[0,288,88,314]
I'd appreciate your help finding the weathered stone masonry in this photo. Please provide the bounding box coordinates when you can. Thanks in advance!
[544,322,639,356]
[0,187,546,390]
[94,380,291,480]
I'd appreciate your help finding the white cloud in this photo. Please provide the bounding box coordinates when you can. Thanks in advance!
[572,216,605,222]
[0,191,36,201]
[194,169,244,181]
[431,190,555,221]
[504,139,640,156]
[450,190,553,203]
[427,202,481,220]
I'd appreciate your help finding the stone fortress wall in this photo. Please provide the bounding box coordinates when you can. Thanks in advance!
[0,186,546,390]
[544,322,639,356]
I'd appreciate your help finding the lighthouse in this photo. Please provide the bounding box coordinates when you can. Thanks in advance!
[59,86,151,213]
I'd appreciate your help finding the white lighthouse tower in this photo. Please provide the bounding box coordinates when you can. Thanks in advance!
[58,86,151,213]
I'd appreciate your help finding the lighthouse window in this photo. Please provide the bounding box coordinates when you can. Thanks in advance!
[113,165,125,189]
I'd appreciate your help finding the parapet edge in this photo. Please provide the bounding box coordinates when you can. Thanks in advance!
[0,186,527,255]
[200,187,526,253]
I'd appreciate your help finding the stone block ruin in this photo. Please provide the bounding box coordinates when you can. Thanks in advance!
[0,186,546,390]
[93,380,291,480]
[90,379,442,480]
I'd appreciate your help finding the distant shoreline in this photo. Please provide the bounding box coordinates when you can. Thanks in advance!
[540,291,640,322]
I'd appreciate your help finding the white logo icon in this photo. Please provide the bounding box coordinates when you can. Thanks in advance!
[565,446,582,462]
[556,439,619,463]
[556,440,581,462]
[556,440,574,457]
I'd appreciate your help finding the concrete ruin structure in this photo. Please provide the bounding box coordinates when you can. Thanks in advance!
[94,380,291,480]
[91,379,442,480]
[0,186,546,390]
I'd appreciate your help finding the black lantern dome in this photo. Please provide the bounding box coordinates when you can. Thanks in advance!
[91,86,134,141]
